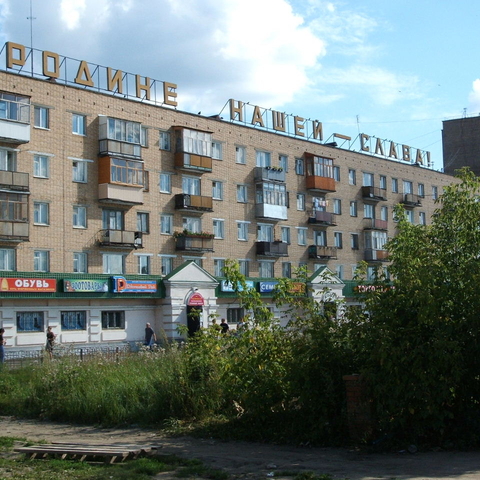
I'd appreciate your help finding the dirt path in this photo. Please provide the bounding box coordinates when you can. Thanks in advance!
[1,416,480,480]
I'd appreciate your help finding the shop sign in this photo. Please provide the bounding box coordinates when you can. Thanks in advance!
[112,276,157,293]
[64,279,109,293]
[258,281,278,293]
[0,277,56,292]
[220,280,255,292]
[187,292,205,306]
[289,282,305,294]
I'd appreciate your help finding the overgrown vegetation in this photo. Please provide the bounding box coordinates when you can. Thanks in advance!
[2,170,480,449]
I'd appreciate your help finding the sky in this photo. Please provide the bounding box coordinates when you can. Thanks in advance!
[0,0,479,171]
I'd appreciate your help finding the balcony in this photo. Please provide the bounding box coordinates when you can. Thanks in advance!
[401,193,422,207]
[361,186,387,201]
[365,249,389,261]
[256,241,288,257]
[175,194,213,212]
[308,245,338,259]
[0,95,31,144]
[0,170,29,192]
[363,218,388,230]
[254,166,286,183]
[255,203,288,221]
[175,233,214,252]
[98,183,143,205]
[99,139,141,159]
[308,211,337,226]
[0,221,29,242]
[174,152,212,173]
[98,229,142,248]
[305,175,336,193]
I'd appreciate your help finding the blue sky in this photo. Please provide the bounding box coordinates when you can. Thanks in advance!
[1,0,479,171]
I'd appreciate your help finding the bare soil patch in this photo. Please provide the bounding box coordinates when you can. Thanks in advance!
[1,416,480,480]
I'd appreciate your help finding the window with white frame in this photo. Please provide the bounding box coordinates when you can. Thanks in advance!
[140,126,148,147]
[279,154,288,172]
[364,203,374,219]
[237,221,249,241]
[160,255,174,275]
[403,180,413,194]
[295,157,304,175]
[365,230,387,250]
[72,113,86,135]
[182,216,201,233]
[256,182,287,207]
[256,150,271,167]
[213,219,224,239]
[177,128,212,156]
[333,199,342,215]
[335,264,344,280]
[348,169,356,185]
[101,311,125,329]
[160,214,173,235]
[379,175,387,190]
[73,252,87,273]
[350,201,357,217]
[281,226,291,244]
[34,202,49,225]
[107,117,140,144]
[102,253,124,274]
[73,205,87,228]
[418,183,425,197]
[34,106,49,129]
[159,172,172,193]
[297,227,307,246]
[137,254,151,274]
[405,209,414,223]
[334,232,343,248]
[314,230,327,246]
[102,209,123,230]
[212,180,223,200]
[237,184,248,203]
[419,211,426,225]
[238,259,249,276]
[33,154,49,178]
[392,178,398,193]
[61,311,87,330]
[282,262,292,278]
[159,131,171,150]
[296,193,305,211]
[214,259,225,277]
[17,311,44,332]
[432,185,438,200]
[137,212,149,234]
[212,141,223,160]
[257,223,274,242]
[34,250,49,272]
[333,165,340,181]
[381,206,388,221]
[72,159,88,182]
[363,172,374,186]
[0,148,16,171]
[0,92,30,122]
[0,248,15,271]
[235,145,246,164]
[259,260,274,277]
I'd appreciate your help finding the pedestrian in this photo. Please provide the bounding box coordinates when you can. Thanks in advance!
[45,326,56,359]
[220,318,229,334]
[144,322,156,349]
[0,328,5,364]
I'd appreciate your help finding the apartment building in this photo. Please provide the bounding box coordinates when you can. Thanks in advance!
[0,42,455,349]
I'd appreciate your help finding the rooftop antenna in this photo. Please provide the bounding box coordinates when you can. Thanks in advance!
[27,0,36,76]
[356,114,360,134]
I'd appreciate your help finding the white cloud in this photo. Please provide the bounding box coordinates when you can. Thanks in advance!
[60,0,86,30]
[468,79,480,113]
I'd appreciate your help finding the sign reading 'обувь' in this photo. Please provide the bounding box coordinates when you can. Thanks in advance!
[3,42,178,107]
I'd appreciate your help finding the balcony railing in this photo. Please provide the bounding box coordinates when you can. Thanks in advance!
[255,203,288,220]
[0,97,31,144]
[254,166,286,183]
[175,194,213,212]
[364,249,389,261]
[0,221,29,242]
[401,193,422,207]
[308,245,338,259]
[174,152,212,173]
[305,175,336,192]
[0,170,29,192]
[363,218,388,230]
[99,139,141,159]
[256,241,288,257]
[361,186,387,201]
[308,211,337,226]
[98,229,142,248]
[175,233,214,252]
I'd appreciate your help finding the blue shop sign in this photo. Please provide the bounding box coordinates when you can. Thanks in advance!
[220,280,255,292]
[113,276,157,293]
[258,281,278,293]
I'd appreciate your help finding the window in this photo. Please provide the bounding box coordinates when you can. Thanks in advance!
[212,181,223,200]
[364,203,374,219]
[281,226,291,244]
[256,150,271,167]
[238,260,249,276]
[237,221,249,241]
[0,192,28,221]
[34,106,49,129]
[160,214,173,235]
[159,131,171,150]
[140,126,148,147]
[61,311,86,330]
[392,178,398,193]
[0,148,16,171]
[159,173,172,193]
[214,259,225,277]
[314,230,327,246]
[73,205,87,228]
[367,266,377,281]
[213,219,224,239]
[334,232,343,248]
[419,211,426,225]
[177,128,212,156]
[33,154,49,178]
[34,202,49,225]
[212,141,223,160]
[256,182,287,207]
[107,118,140,144]
[101,311,125,329]
[381,206,388,222]
[17,312,44,332]
[235,145,246,164]
[350,201,357,217]
[403,180,413,194]
[365,230,388,250]
[160,255,174,275]
[380,175,387,189]
[405,209,414,223]
[72,113,86,135]
[0,92,30,122]
[296,193,305,211]
[348,169,356,185]
[72,159,87,182]
[34,250,49,272]
[333,199,342,215]
[295,157,304,175]
[102,253,124,274]
[137,212,149,233]
[279,154,288,172]
[351,233,359,250]
[143,170,149,192]
[259,260,274,277]
[282,262,292,278]
[182,216,201,233]
[110,158,143,186]
[227,308,245,324]
[237,184,248,203]
[363,172,374,187]
[297,227,307,246]
[333,165,340,181]
[257,224,274,242]
[102,210,123,230]
[335,264,344,280]
[432,185,438,200]
[73,252,87,273]
[0,249,15,271]
[418,183,425,197]
[137,255,151,274]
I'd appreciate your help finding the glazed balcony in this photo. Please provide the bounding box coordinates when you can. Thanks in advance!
[175,194,213,212]
[0,95,31,144]
[0,170,29,192]
[365,249,389,262]
[361,186,387,201]
[98,229,143,249]
[308,245,338,260]
[174,233,214,252]
[363,218,388,230]
[308,211,337,226]
[305,175,336,193]
[256,241,288,257]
